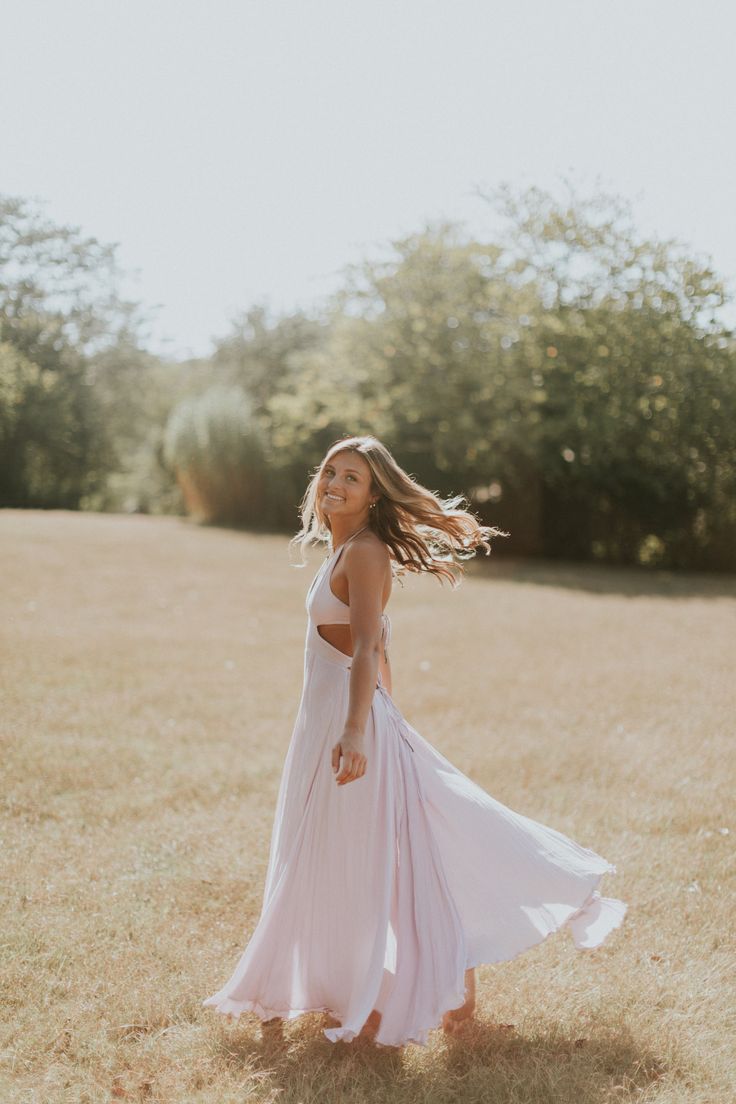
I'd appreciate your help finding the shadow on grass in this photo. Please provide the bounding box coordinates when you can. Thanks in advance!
[467,555,736,600]
[209,1011,669,1104]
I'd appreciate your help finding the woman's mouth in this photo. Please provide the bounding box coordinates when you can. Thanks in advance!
[324,493,345,502]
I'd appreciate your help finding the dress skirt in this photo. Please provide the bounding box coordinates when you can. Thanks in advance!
[202,618,627,1048]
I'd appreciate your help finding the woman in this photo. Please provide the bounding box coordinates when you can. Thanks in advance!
[202,435,627,1048]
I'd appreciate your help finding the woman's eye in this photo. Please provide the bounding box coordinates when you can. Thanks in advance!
[324,469,355,481]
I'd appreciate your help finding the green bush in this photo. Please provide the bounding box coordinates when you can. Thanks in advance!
[163,384,268,525]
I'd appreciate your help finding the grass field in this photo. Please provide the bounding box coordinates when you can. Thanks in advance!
[1,509,734,1103]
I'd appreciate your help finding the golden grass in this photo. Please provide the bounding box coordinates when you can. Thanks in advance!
[1,508,734,1103]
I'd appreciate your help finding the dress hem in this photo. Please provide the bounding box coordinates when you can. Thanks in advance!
[465,862,626,971]
[201,862,626,1048]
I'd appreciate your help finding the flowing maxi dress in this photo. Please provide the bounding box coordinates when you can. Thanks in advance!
[202,529,628,1047]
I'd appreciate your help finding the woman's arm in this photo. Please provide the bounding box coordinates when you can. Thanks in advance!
[331,540,390,785]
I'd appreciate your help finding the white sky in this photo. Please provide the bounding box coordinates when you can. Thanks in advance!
[2,0,735,360]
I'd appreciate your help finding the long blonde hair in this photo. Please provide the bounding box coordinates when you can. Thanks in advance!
[289,434,509,586]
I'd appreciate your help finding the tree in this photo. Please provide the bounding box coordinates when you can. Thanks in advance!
[0,193,151,507]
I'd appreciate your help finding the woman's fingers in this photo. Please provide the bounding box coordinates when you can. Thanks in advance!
[335,749,367,785]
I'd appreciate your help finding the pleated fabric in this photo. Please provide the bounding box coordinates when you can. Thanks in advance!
[202,542,627,1047]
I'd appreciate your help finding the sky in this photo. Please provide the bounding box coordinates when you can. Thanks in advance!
[2,0,735,360]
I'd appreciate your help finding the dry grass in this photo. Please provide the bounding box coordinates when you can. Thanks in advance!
[1,508,734,1104]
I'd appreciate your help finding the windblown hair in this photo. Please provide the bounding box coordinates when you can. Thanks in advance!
[289,434,509,587]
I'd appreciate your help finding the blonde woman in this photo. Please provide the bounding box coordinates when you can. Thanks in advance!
[203,435,627,1047]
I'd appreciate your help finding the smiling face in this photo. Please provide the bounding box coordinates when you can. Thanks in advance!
[318,450,377,523]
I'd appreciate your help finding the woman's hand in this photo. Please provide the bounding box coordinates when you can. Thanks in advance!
[331,730,367,786]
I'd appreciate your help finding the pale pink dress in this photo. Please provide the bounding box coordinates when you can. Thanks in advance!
[202,527,627,1047]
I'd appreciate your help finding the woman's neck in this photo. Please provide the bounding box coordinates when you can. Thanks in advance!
[331,521,369,552]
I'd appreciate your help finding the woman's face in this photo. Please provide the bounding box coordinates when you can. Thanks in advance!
[318,451,375,521]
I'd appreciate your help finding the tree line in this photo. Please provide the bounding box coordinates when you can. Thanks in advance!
[1,183,734,570]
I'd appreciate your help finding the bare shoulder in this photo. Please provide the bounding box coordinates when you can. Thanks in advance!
[342,534,392,598]
[347,531,391,571]
[340,533,393,612]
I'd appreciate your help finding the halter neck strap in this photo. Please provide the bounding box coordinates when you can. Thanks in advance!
[329,523,370,557]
